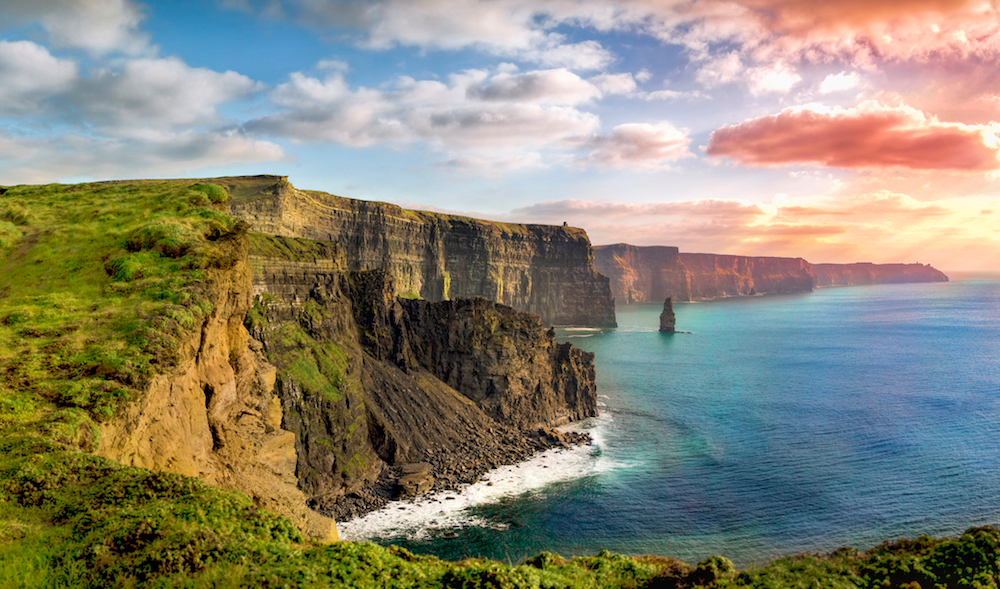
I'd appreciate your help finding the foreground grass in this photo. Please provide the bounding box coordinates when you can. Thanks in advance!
[1,179,998,587]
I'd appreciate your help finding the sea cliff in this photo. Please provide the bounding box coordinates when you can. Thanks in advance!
[594,243,948,303]
[224,176,617,327]
[246,233,597,518]
[0,178,596,549]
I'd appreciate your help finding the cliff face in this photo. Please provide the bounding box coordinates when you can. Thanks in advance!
[811,262,949,287]
[96,229,338,541]
[224,176,616,327]
[246,233,597,515]
[595,244,813,303]
[595,243,948,303]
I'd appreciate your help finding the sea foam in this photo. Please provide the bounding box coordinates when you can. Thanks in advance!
[338,414,622,542]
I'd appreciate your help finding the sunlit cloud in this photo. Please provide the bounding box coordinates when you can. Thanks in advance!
[819,71,861,94]
[707,101,1000,171]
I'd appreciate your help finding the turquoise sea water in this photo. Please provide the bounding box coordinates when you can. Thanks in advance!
[345,279,1000,567]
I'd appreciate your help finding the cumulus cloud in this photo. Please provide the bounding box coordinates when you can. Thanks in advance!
[225,0,1000,100]
[467,68,602,104]
[227,0,614,70]
[748,62,801,94]
[2,0,150,55]
[0,129,285,184]
[819,71,861,94]
[77,57,261,130]
[707,101,1000,171]
[248,65,689,171]
[695,51,743,88]
[0,37,275,182]
[0,41,78,113]
[577,122,693,170]
[249,68,601,151]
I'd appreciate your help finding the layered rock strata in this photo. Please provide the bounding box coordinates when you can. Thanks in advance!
[595,243,948,303]
[246,233,597,519]
[224,176,616,327]
[96,226,338,541]
[811,262,949,287]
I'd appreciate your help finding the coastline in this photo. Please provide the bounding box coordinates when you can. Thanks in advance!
[337,420,606,542]
[319,427,593,522]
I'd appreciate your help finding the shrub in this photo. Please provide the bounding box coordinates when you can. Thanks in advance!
[104,254,143,281]
[190,183,228,204]
[125,220,200,258]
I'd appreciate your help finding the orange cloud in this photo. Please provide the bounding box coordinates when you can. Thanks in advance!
[706,101,1000,171]
[484,190,1000,271]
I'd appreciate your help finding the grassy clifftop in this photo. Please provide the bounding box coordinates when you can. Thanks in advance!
[0,179,998,587]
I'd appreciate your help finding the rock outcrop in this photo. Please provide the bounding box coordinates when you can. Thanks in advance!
[246,233,597,518]
[659,298,675,333]
[224,176,616,327]
[594,243,948,303]
[96,226,338,542]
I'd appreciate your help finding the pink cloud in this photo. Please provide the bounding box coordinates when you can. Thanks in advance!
[706,101,1000,171]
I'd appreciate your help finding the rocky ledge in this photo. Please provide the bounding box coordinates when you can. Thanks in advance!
[246,233,598,520]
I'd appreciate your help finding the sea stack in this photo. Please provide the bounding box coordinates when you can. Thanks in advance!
[659,297,675,333]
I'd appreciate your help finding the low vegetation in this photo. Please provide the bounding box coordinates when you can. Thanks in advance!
[1,179,997,587]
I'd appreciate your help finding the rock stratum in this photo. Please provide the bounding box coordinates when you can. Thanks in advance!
[0,177,597,551]
[594,244,948,304]
[224,175,616,327]
[246,233,596,519]
[2,178,996,588]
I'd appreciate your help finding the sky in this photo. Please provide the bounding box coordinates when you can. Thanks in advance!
[2,1,1000,271]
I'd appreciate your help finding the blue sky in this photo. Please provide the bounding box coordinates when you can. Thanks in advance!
[2,0,1000,270]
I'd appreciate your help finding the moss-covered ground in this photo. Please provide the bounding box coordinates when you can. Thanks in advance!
[1,179,999,587]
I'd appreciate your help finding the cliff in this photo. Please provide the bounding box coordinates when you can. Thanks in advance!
[96,225,338,541]
[594,243,948,303]
[0,177,596,550]
[811,262,950,287]
[223,176,617,327]
[246,233,597,518]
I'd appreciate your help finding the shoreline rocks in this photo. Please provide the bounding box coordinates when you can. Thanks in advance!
[320,429,591,522]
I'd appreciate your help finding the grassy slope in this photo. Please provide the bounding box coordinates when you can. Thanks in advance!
[0,179,998,587]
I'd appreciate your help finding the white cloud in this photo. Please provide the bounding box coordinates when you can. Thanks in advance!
[467,68,602,104]
[225,0,616,70]
[249,65,698,172]
[520,39,613,71]
[748,62,801,95]
[695,51,743,88]
[578,122,693,170]
[2,0,150,55]
[0,128,285,184]
[77,57,261,130]
[0,41,78,113]
[819,71,861,94]
[249,66,606,151]
[588,73,637,96]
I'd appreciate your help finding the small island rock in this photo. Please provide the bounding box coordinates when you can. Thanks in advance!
[659,298,675,333]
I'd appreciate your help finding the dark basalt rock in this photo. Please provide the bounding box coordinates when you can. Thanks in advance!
[659,298,675,333]
[246,235,598,519]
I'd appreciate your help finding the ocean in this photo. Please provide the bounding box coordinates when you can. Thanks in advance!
[339,278,1000,567]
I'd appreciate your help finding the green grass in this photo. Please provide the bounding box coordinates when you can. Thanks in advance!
[2,178,1000,587]
[0,180,241,425]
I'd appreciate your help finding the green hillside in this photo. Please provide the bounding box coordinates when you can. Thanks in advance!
[0,179,997,588]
